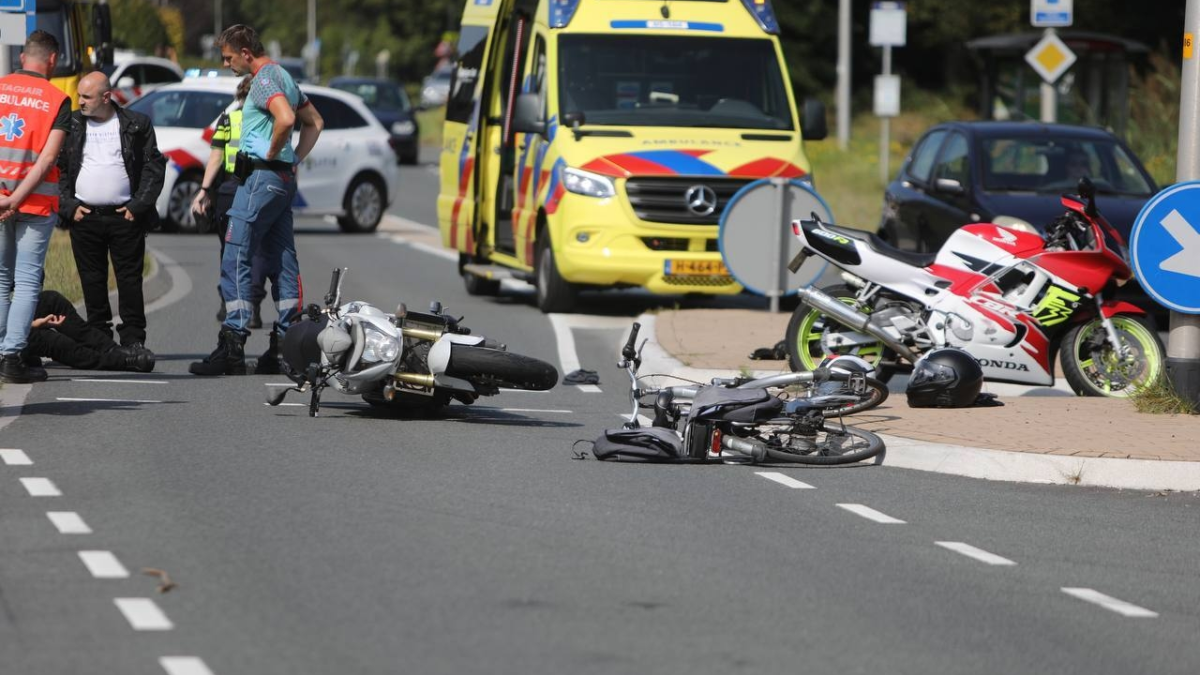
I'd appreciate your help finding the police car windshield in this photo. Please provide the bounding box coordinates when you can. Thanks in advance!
[127,89,232,129]
[557,35,793,131]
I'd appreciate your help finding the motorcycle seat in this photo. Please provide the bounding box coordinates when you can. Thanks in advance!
[824,223,937,269]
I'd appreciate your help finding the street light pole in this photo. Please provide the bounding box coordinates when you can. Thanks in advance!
[1169,0,1200,405]
[308,0,318,81]
[836,0,850,150]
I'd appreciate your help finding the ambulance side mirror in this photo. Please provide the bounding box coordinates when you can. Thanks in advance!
[800,98,827,141]
[511,93,545,136]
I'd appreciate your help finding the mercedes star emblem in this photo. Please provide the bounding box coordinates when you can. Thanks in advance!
[685,185,718,216]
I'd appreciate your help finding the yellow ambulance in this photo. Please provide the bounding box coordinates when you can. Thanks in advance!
[438,0,826,312]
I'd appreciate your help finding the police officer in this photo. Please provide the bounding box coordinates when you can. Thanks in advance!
[190,24,324,376]
[0,30,70,384]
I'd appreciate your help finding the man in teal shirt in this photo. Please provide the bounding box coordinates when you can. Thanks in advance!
[191,24,324,376]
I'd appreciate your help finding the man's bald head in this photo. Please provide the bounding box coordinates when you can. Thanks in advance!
[78,71,114,119]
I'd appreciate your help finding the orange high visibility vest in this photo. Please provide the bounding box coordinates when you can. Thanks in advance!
[0,73,68,216]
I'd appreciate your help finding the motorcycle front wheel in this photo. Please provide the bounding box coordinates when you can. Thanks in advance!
[445,345,559,391]
[784,284,893,381]
[1061,314,1164,397]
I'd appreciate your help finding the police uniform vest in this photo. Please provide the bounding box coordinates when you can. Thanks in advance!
[0,73,68,216]
[221,109,242,174]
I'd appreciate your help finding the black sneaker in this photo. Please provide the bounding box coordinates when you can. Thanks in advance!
[117,347,156,373]
[0,354,33,384]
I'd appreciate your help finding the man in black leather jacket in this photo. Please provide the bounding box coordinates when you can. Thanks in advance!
[57,71,165,357]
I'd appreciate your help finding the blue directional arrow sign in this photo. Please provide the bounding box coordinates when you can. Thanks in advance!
[1130,181,1200,314]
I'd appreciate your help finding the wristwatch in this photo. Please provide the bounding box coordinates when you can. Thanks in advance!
[199,186,210,192]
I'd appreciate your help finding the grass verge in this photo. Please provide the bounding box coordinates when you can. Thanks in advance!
[1131,375,1198,415]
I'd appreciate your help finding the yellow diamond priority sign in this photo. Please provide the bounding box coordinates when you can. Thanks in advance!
[1025,32,1077,83]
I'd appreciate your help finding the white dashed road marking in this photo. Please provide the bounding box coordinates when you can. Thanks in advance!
[496,408,573,414]
[836,504,906,524]
[935,541,1016,566]
[19,477,61,497]
[756,472,815,489]
[1061,588,1158,618]
[57,397,163,404]
[115,598,174,630]
[78,551,130,579]
[71,379,169,385]
[160,656,216,675]
[47,511,92,534]
[1,448,31,465]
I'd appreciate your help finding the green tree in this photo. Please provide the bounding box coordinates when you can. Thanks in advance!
[111,0,170,53]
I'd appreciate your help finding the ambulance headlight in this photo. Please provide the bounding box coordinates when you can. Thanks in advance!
[561,166,615,199]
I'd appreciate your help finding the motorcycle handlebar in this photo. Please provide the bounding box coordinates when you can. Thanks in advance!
[622,323,641,360]
[325,268,342,307]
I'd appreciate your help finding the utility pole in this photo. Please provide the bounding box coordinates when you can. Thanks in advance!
[307,0,318,81]
[836,0,850,150]
[1169,0,1200,405]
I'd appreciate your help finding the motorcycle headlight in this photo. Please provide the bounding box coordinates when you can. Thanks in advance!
[561,166,615,199]
[391,120,415,136]
[361,325,400,364]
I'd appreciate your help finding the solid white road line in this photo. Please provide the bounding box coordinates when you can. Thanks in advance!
[1061,588,1158,618]
[78,551,130,579]
[935,541,1016,566]
[144,248,193,316]
[57,397,163,404]
[160,657,216,675]
[47,511,92,534]
[20,477,61,497]
[70,379,169,385]
[0,448,31,465]
[755,472,815,489]
[836,504,906,524]
[548,314,604,393]
[115,598,174,630]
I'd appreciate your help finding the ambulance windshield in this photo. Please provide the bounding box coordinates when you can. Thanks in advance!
[557,34,793,130]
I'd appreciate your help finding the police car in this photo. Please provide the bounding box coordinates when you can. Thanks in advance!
[128,77,401,233]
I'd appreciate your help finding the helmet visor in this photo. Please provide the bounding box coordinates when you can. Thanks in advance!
[909,360,957,389]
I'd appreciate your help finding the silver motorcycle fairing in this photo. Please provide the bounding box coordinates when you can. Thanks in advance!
[427,333,486,375]
[323,305,406,395]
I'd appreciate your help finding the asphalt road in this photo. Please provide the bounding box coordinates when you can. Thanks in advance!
[2,150,1199,675]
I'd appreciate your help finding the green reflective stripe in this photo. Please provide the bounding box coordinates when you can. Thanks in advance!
[222,109,243,173]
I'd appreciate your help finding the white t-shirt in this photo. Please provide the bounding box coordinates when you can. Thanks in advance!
[74,115,132,206]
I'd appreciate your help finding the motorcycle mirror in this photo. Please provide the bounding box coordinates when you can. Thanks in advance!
[1077,177,1098,217]
[429,300,443,315]
[394,303,407,320]
[266,386,293,406]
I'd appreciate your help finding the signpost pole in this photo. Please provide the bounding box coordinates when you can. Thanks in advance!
[768,178,788,314]
[1170,0,1200,405]
[1040,28,1057,122]
[880,45,892,186]
[837,0,850,150]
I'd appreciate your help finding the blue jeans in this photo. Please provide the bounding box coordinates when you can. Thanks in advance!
[0,212,54,355]
[220,169,302,336]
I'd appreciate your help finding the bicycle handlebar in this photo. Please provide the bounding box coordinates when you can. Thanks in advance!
[622,322,641,361]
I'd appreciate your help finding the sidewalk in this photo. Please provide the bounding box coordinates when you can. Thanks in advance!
[640,309,1200,491]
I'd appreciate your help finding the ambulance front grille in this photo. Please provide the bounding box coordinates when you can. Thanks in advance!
[625,177,755,225]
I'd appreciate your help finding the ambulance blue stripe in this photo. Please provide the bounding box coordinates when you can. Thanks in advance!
[627,150,725,176]
[610,20,724,32]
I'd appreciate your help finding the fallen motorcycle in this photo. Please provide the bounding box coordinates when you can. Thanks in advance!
[268,268,558,416]
[783,178,1163,397]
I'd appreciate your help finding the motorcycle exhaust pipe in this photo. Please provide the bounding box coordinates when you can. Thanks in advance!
[393,372,435,387]
[795,287,919,363]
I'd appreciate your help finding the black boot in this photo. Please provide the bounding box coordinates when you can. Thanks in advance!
[189,329,247,376]
[249,302,263,329]
[117,346,156,373]
[0,353,33,384]
[20,351,48,382]
[254,330,282,375]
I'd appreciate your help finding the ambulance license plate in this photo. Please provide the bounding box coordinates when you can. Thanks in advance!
[665,259,729,276]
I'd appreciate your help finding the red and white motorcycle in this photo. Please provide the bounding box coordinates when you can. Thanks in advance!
[784,179,1164,397]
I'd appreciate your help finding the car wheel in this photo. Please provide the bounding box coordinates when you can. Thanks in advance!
[166,172,204,234]
[337,174,385,233]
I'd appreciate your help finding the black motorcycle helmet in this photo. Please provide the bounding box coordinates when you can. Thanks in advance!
[906,348,984,408]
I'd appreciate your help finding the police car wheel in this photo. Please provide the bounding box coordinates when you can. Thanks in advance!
[338,174,385,233]
[167,173,204,234]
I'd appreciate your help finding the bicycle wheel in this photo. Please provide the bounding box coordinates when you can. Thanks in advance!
[748,423,885,465]
[803,373,890,417]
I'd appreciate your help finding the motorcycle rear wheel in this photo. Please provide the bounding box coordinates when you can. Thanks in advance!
[446,346,559,391]
[785,284,893,381]
[1061,314,1164,397]
[745,424,885,465]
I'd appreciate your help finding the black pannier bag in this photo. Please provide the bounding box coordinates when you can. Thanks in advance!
[587,426,684,463]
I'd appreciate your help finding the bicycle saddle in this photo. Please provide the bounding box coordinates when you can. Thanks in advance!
[688,386,783,423]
